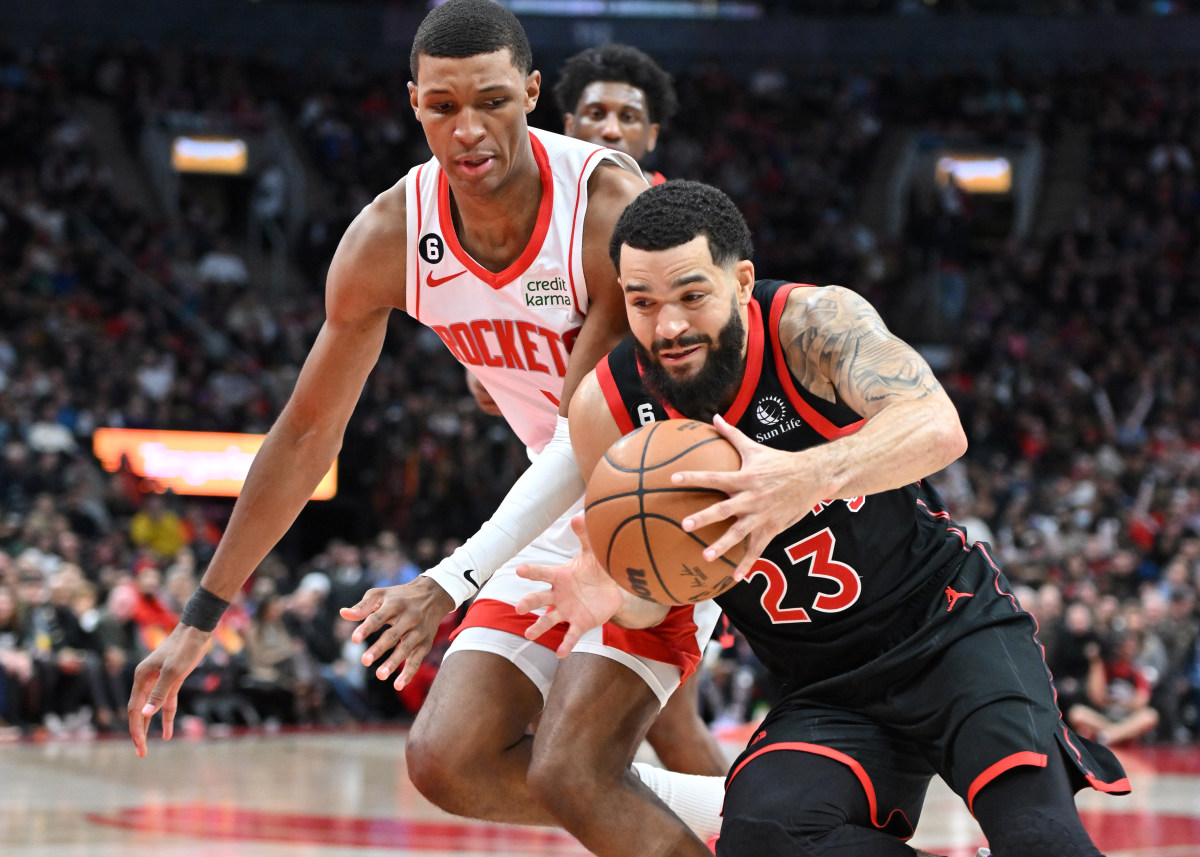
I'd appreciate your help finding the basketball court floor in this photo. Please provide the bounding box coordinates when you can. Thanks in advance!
[2,725,1198,856]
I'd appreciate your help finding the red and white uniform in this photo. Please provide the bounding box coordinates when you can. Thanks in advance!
[405,129,718,699]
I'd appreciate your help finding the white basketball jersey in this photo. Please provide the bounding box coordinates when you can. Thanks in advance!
[405,128,642,453]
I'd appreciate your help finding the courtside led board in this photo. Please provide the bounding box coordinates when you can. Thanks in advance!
[93,428,336,499]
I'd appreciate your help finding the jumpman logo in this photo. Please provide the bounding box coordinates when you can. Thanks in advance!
[945,586,974,611]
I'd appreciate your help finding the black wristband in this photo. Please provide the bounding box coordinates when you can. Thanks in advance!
[180,586,230,632]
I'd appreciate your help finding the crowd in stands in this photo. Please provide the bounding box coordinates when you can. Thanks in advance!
[0,40,1198,750]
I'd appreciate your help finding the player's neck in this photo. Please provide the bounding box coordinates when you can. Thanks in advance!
[447,150,543,273]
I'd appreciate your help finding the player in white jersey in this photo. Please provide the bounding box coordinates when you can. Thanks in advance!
[402,122,718,672]
[127,3,718,856]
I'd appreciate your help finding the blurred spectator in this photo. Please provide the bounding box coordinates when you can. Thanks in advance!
[243,591,321,724]
[1047,601,1104,715]
[1068,628,1161,746]
[128,494,185,561]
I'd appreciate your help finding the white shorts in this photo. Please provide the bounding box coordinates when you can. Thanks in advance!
[447,502,722,707]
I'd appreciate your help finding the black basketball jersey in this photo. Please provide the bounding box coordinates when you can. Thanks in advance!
[595,280,971,687]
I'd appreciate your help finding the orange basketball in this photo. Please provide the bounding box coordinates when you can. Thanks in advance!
[585,419,744,605]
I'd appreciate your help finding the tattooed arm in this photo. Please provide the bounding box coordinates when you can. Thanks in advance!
[777,284,967,500]
[675,285,967,574]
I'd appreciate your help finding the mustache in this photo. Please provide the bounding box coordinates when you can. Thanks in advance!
[652,333,713,355]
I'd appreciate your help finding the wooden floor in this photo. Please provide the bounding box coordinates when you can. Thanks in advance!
[2,726,1198,856]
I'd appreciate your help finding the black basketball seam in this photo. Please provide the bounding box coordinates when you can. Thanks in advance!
[600,435,737,475]
[637,423,676,600]
[584,486,727,513]
[594,420,738,605]
[640,514,741,570]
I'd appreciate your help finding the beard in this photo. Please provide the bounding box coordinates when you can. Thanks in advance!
[634,300,747,423]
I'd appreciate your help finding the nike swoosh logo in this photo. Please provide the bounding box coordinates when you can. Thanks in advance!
[464,569,478,588]
[426,270,466,287]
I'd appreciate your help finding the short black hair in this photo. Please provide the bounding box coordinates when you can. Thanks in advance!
[609,180,753,271]
[410,0,533,83]
[553,44,677,125]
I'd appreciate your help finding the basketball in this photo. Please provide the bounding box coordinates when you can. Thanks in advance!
[584,419,744,605]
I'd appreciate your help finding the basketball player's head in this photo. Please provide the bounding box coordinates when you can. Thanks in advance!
[610,181,755,421]
[554,44,676,163]
[409,0,540,194]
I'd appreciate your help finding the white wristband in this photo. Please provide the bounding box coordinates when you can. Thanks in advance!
[422,415,584,608]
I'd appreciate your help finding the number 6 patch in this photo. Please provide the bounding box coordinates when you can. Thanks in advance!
[419,233,445,264]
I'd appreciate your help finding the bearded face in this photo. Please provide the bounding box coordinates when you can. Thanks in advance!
[634,295,746,423]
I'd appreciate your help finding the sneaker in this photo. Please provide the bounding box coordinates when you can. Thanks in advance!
[976,850,992,857]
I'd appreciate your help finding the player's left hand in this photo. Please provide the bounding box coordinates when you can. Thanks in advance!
[515,515,625,658]
[672,415,823,581]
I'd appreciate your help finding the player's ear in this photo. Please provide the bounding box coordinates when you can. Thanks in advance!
[734,259,755,306]
[563,113,577,137]
[645,123,660,153]
[524,70,541,113]
[408,81,420,118]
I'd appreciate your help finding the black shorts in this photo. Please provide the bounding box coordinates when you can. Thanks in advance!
[724,544,1130,839]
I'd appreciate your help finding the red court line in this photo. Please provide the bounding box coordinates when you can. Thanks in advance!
[86,804,590,854]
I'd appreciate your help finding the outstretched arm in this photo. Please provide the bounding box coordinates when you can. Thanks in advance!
[676,285,968,578]
[128,186,406,756]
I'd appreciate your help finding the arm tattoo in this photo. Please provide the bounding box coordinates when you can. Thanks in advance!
[781,287,942,415]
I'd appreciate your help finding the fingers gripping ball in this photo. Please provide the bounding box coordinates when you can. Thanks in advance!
[585,419,744,605]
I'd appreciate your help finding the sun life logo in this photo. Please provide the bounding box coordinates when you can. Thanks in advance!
[755,395,787,426]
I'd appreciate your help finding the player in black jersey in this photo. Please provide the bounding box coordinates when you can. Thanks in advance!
[517,181,1129,857]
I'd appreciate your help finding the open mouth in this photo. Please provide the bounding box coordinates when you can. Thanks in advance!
[658,344,702,365]
[457,155,495,174]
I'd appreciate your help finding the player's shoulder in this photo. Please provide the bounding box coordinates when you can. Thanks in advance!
[327,178,409,315]
[779,283,867,320]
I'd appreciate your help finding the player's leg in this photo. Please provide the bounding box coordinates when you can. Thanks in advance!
[720,750,923,857]
[645,669,728,776]
[970,749,1105,857]
[405,640,553,825]
[527,651,713,857]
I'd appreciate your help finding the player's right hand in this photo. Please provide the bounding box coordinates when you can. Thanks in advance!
[339,577,455,690]
[128,623,212,757]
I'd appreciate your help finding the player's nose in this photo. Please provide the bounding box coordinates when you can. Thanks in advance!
[655,308,688,340]
[600,114,622,139]
[453,108,487,144]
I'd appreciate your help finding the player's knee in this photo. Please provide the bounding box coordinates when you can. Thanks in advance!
[405,719,472,812]
[985,807,1104,857]
[527,741,603,813]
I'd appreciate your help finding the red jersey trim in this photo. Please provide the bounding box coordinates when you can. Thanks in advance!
[413,162,429,322]
[450,597,567,654]
[727,742,915,840]
[567,147,612,313]
[767,283,865,441]
[966,751,1047,813]
[596,355,636,434]
[451,597,704,681]
[721,298,765,425]
[437,132,554,290]
[649,171,667,186]
[602,604,703,681]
